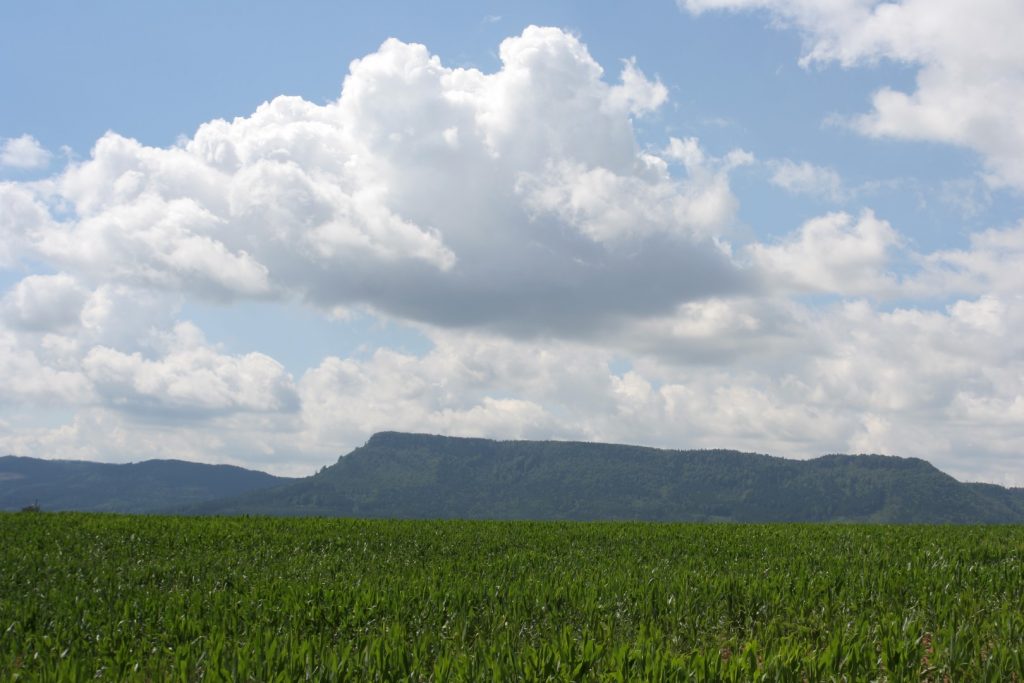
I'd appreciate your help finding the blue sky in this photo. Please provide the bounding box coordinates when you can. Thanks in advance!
[2,1,1023,482]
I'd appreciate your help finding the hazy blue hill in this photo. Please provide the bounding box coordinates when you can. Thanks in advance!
[0,456,292,513]
[191,432,1024,523]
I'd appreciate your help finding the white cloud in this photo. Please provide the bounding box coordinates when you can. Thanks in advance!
[749,210,902,295]
[286,295,1024,484]
[607,58,669,115]
[681,0,1024,189]
[1,273,88,332]
[0,183,56,268]
[82,322,299,417]
[0,330,93,406]
[3,26,751,338]
[1,134,51,169]
[38,192,272,299]
[0,276,1021,482]
[769,159,845,201]
[906,221,1024,298]
[516,141,748,243]
[295,335,610,452]
[78,285,183,352]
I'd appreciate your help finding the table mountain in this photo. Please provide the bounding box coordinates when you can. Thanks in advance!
[188,432,1024,523]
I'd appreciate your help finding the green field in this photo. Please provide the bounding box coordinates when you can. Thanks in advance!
[2,514,1023,681]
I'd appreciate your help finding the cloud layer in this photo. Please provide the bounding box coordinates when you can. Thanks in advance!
[1,23,1022,483]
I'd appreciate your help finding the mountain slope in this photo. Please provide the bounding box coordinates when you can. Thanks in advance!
[0,456,293,513]
[192,432,1024,523]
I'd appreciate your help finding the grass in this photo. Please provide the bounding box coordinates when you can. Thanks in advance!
[2,513,1023,680]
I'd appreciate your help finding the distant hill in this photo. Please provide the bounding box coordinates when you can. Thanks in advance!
[0,456,293,513]
[189,432,1024,523]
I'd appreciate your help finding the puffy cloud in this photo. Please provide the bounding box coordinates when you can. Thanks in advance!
[626,291,1024,484]
[769,159,845,201]
[1,273,88,332]
[614,296,815,366]
[296,335,612,452]
[38,191,272,299]
[0,307,306,471]
[749,210,901,295]
[82,322,299,418]
[0,134,51,169]
[607,58,670,115]
[518,139,752,243]
[908,222,1024,297]
[807,295,1024,482]
[0,183,56,268]
[77,284,183,352]
[681,0,1024,189]
[4,26,751,338]
[0,330,93,406]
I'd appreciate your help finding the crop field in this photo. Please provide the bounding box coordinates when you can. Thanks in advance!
[2,515,1024,681]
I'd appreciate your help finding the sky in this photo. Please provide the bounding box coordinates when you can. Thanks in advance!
[1,1,1023,482]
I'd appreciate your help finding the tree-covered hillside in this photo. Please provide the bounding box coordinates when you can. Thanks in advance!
[192,432,1024,522]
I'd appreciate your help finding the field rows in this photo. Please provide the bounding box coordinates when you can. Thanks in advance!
[2,514,1024,680]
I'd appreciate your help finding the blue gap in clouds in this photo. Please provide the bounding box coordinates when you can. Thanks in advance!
[181,301,434,377]
[0,271,25,292]
[607,356,633,377]
[0,259,61,291]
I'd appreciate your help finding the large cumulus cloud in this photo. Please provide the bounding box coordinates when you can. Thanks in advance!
[7,26,752,339]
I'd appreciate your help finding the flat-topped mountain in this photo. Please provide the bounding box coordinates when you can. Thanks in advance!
[0,456,292,513]
[189,432,1024,523]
